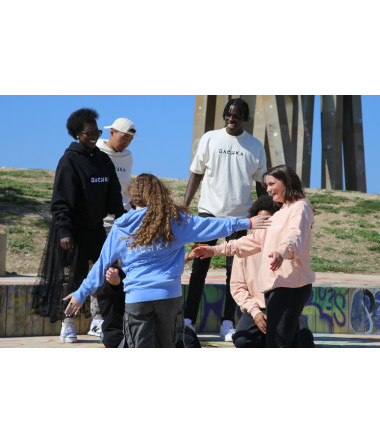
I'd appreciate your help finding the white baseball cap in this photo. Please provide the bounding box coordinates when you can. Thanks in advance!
[104,118,137,136]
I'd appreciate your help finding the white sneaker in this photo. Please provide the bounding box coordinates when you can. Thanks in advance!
[87,317,104,337]
[220,320,235,341]
[184,318,196,333]
[60,318,77,343]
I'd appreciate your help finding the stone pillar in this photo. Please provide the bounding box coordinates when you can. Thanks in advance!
[320,95,344,190]
[191,95,365,192]
[190,95,216,165]
[299,95,314,187]
[262,95,286,167]
[342,95,366,192]
[241,95,256,134]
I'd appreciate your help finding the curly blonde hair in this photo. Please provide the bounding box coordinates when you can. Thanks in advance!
[125,173,189,248]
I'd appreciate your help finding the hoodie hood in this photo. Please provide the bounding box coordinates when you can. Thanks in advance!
[114,207,146,235]
[66,141,101,157]
[96,139,131,160]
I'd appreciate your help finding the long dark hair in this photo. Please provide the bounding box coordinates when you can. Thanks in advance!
[264,165,305,203]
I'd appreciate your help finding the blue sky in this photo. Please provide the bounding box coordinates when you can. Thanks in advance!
[0,95,378,195]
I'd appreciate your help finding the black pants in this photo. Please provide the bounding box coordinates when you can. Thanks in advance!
[233,311,267,348]
[264,285,312,348]
[233,309,314,348]
[122,297,183,348]
[184,212,247,325]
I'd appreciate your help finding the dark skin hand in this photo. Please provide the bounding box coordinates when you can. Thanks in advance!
[254,311,267,334]
[60,236,74,252]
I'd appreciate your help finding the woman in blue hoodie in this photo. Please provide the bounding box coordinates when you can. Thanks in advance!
[64,173,270,347]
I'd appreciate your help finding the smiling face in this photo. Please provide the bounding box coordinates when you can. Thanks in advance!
[265,174,286,204]
[77,122,100,150]
[224,105,245,136]
[108,129,134,152]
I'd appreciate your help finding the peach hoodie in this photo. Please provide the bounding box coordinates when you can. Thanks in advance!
[230,238,266,319]
[213,199,315,294]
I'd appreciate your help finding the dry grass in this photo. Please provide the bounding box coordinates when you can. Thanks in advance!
[1,167,379,275]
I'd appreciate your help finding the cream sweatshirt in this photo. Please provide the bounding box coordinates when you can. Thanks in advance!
[214,199,315,294]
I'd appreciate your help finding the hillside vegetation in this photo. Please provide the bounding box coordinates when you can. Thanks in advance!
[1,167,380,275]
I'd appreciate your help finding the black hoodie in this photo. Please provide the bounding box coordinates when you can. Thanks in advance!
[51,142,124,238]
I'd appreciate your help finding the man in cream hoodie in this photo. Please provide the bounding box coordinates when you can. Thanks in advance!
[87,118,137,338]
[97,117,137,233]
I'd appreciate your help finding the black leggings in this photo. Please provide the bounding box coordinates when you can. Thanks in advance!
[184,212,247,325]
[264,285,312,348]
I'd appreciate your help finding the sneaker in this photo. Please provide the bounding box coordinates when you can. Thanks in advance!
[60,318,77,343]
[184,318,196,333]
[87,317,104,337]
[220,320,235,342]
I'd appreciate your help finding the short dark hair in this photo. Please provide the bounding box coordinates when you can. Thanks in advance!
[264,165,305,203]
[249,195,280,217]
[66,108,99,139]
[222,98,250,122]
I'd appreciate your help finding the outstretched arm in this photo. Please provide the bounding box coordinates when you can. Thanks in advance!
[193,228,265,259]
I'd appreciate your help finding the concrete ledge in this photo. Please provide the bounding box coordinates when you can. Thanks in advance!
[1,273,380,338]
[0,284,91,337]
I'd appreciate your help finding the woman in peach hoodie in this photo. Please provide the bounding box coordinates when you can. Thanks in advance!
[193,165,315,348]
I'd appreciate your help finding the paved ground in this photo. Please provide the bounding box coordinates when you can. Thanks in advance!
[1,332,380,348]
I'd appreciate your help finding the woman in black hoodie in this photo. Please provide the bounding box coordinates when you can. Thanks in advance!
[33,108,124,342]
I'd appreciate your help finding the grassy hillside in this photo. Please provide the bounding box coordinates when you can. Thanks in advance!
[1,167,379,275]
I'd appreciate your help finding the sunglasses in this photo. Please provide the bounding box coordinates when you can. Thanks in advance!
[80,130,103,138]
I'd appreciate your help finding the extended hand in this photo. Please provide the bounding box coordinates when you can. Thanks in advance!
[250,215,272,230]
[185,250,195,263]
[63,294,82,317]
[192,245,214,259]
[268,251,284,272]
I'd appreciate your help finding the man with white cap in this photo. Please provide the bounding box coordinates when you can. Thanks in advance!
[97,118,137,232]
[86,118,137,338]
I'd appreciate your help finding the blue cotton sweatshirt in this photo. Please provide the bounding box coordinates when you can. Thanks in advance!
[72,208,250,304]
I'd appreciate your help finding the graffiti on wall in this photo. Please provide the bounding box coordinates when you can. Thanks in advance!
[182,284,380,335]
[303,287,348,334]
[350,288,380,334]
[182,285,242,333]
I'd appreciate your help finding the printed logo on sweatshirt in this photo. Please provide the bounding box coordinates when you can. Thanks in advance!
[91,177,109,183]
[218,149,244,157]
[118,238,166,254]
